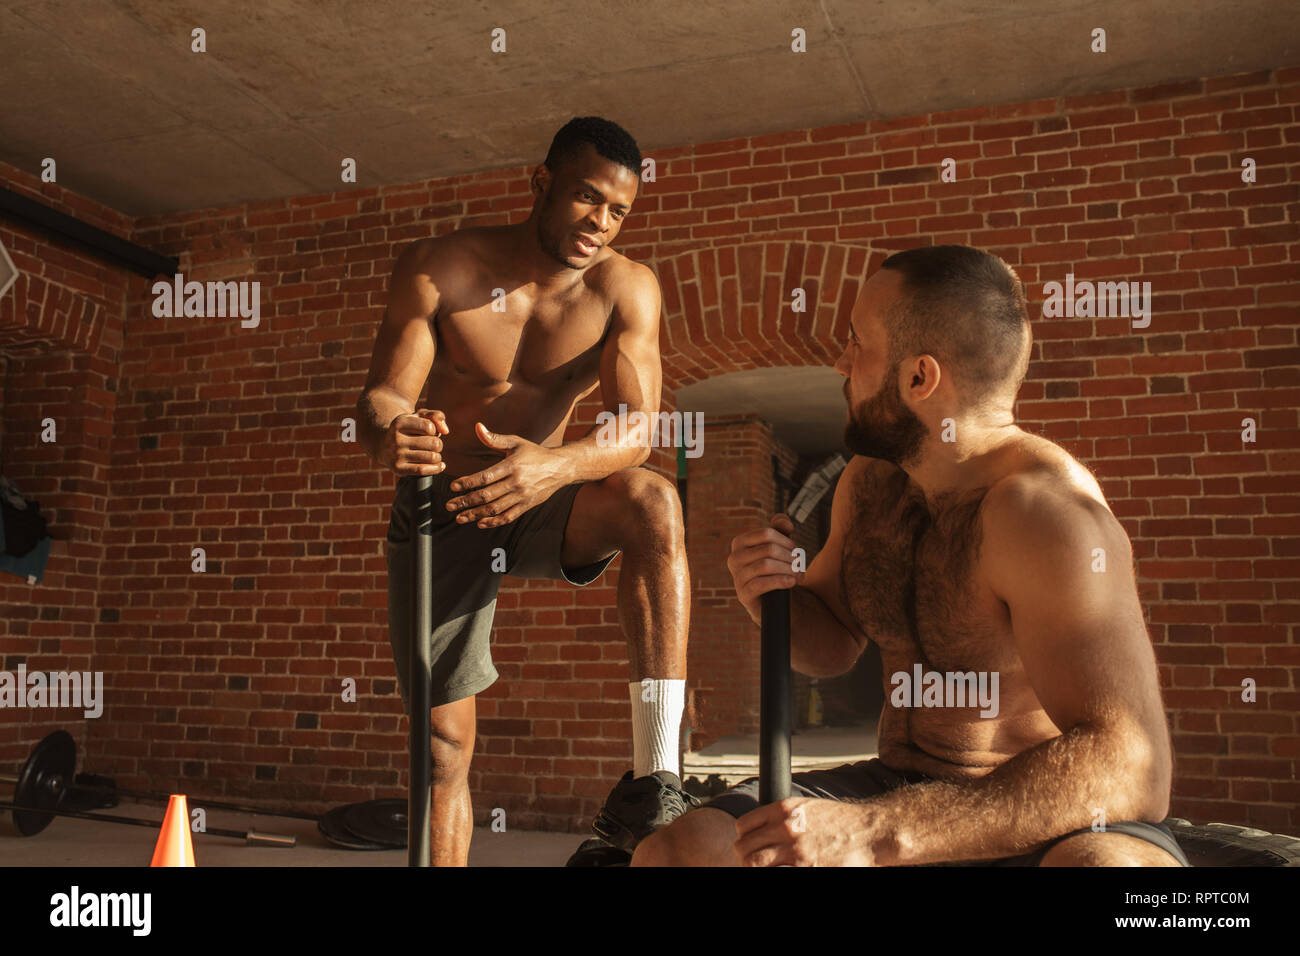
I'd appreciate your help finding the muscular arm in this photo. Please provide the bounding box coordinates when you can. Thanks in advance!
[550,262,663,483]
[864,478,1173,865]
[355,239,439,462]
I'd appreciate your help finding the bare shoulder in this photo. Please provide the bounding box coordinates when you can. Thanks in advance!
[987,434,1106,505]
[394,228,498,288]
[592,254,661,328]
[981,435,1131,564]
[592,250,659,296]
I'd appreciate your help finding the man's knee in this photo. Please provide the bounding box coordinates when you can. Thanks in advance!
[604,468,682,547]
[429,704,474,785]
[631,807,737,867]
[430,736,471,785]
[630,824,677,866]
[1039,830,1181,867]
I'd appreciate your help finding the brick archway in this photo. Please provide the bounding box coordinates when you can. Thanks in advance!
[0,271,109,357]
[651,241,876,391]
[640,242,880,752]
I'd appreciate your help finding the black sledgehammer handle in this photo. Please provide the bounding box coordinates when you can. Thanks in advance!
[759,588,792,804]
[409,474,434,867]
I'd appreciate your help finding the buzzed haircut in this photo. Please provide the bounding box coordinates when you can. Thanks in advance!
[879,245,1032,409]
[544,116,642,181]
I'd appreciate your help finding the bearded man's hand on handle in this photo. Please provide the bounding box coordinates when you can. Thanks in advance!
[380,408,450,477]
[727,513,806,624]
[729,512,800,808]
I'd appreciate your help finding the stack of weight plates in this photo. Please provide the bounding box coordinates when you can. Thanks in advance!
[318,799,407,850]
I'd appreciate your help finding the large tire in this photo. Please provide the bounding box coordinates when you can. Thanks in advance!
[1167,818,1300,867]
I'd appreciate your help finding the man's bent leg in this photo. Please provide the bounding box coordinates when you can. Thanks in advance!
[559,468,694,859]
[429,696,476,867]
[635,760,926,867]
[562,468,689,684]
[1038,828,1185,867]
[632,807,739,866]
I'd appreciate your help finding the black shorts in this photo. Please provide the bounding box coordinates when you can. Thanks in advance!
[705,758,1190,866]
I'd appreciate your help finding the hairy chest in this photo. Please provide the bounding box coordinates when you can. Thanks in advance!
[840,468,1010,673]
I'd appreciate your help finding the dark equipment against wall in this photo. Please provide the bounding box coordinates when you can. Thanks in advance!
[0,730,318,822]
[3,733,293,842]
[1,730,296,846]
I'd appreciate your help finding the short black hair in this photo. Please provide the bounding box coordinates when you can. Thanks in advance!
[879,245,1031,409]
[544,116,642,181]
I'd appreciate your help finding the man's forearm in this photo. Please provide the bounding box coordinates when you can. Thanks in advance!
[789,586,863,677]
[863,723,1167,866]
[549,420,652,483]
[356,389,409,463]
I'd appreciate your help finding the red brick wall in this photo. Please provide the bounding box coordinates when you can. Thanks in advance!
[2,64,1297,834]
[682,418,778,744]
[0,175,128,772]
[681,423,827,747]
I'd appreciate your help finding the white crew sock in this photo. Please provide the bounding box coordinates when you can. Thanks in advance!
[628,679,686,778]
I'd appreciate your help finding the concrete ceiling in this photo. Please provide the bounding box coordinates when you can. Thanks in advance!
[0,0,1293,217]
[1,2,1292,446]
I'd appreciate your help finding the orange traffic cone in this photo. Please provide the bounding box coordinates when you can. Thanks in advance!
[150,794,196,867]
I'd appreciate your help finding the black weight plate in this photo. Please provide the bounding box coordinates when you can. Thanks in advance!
[342,799,407,848]
[318,804,389,850]
[13,730,75,836]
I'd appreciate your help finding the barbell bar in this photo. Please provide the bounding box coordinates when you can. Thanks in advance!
[0,769,320,823]
[0,799,295,846]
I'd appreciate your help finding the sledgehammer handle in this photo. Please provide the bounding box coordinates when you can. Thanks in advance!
[408,475,433,867]
[759,589,792,804]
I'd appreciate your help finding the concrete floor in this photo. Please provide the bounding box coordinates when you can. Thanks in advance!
[1,806,582,867]
[1,725,876,866]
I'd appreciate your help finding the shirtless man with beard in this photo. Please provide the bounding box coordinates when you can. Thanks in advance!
[632,244,1188,867]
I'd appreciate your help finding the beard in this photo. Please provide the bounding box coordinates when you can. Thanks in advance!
[843,363,928,467]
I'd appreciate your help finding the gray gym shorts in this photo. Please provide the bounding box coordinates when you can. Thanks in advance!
[385,473,618,711]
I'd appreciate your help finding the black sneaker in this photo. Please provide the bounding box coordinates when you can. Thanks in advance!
[563,836,632,867]
[589,770,701,854]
